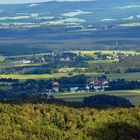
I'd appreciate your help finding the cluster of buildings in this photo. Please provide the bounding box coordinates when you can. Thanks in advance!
[51,79,109,93]
[92,51,133,60]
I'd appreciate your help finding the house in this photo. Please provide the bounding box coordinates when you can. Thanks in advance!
[60,57,71,62]
[70,87,79,92]
[21,60,31,64]
[89,79,109,92]
[52,81,60,92]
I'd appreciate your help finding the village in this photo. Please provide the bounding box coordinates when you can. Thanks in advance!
[51,78,109,93]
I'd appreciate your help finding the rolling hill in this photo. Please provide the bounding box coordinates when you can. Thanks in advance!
[0,0,140,55]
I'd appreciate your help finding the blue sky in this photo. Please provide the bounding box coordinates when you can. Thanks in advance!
[0,0,48,4]
[0,0,93,4]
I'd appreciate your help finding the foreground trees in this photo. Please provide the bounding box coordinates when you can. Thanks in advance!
[0,103,140,140]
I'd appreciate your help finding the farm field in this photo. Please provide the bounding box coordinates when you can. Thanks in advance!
[71,50,140,56]
[0,72,139,81]
[107,72,140,81]
[0,73,68,80]
[88,59,118,64]
[0,72,102,80]
[53,90,140,105]
[0,56,4,62]
[81,72,103,77]
[0,61,48,68]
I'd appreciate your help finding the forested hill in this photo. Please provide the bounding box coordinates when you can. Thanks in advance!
[0,103,140,140]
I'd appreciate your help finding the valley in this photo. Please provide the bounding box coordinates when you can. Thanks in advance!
[0,1,140,139]
[0,0,140,55]
[0,50,140,106]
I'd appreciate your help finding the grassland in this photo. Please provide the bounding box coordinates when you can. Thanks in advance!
[71,50,140,56]
[80,72,140,81]
[0,56,4,62]
[88,59,118,64]
[0,61,47,68]
[107,72,140,81]
[0,73,68,80]
[119,22,140,27]
[81,72,103,77]
[0,72,139,81]
[53,90,140,105]
[0,72,104,80]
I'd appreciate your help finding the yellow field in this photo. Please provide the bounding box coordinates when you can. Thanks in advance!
[0,73,68,80]
[119,22,140,27]
[0,56,4,62]
[71,50,140,56]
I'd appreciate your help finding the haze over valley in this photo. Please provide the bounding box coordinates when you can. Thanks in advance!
[0,0,140,54]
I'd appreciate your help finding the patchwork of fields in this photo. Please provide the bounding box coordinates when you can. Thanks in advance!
[0,73,68,80]
[53,90,140,105]
[0,50,140,106]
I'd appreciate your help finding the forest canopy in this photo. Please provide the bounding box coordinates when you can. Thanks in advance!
[0,103,139,140]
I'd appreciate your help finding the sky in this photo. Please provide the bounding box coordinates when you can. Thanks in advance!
[0,0,48,4]
[0,0,95,4]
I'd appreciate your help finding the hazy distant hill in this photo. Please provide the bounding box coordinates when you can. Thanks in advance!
[0,0,140,55]
[0,0,140,26]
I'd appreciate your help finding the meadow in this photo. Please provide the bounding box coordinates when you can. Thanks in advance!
[88,59,118,64]
[107,72,140,81]
[71,50,140,56]
[0,56,4,62]
[53,90,140,105]
[0,73,68,80]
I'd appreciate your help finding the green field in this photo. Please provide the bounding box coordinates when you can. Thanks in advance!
[119,22,140,27]
[107,72,140,81]
[0,72,139,81]
[71,50,140,56]
[0,56,4,62]
[0,73,68,80]
[0,61,48,68]
[53,90,140,105]
[81,72,103,77]
[80,72,140,81]
[88,59,118,64]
